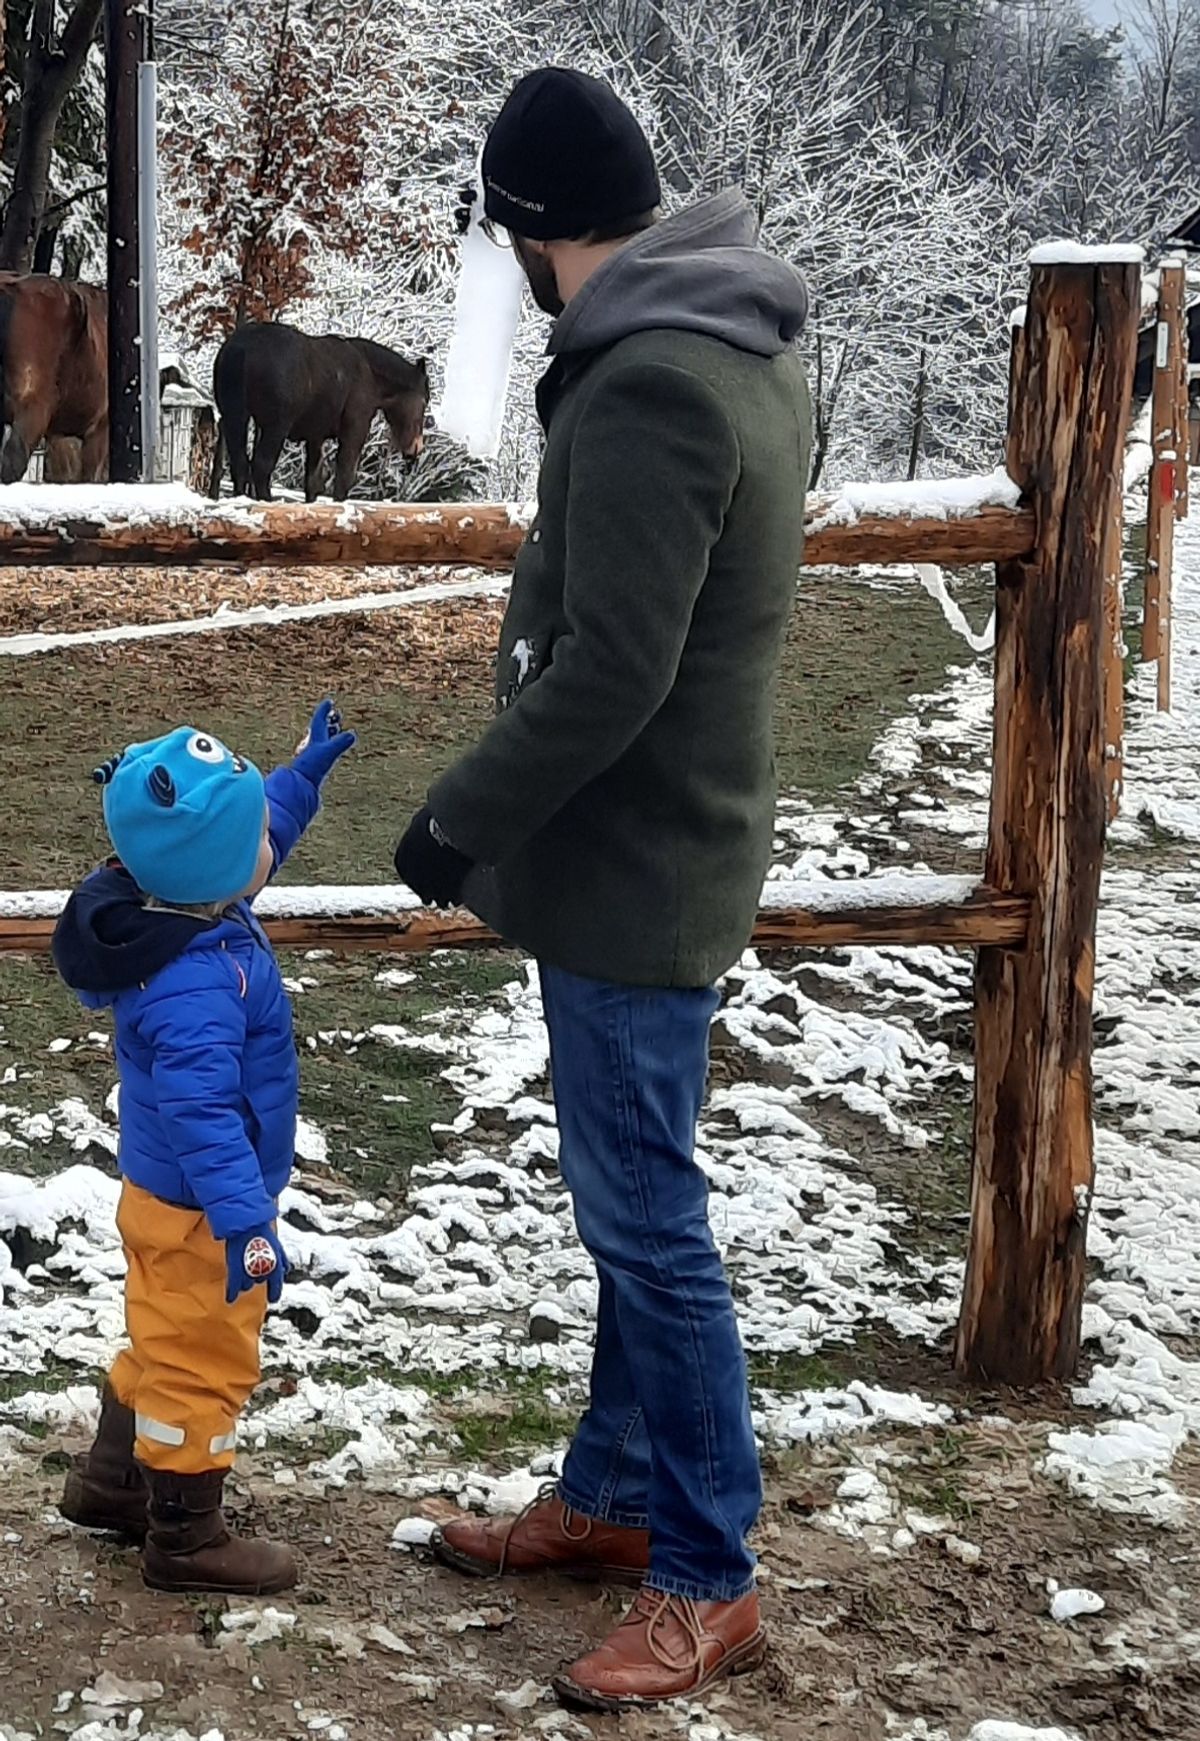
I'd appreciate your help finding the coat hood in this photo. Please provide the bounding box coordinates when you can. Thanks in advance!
[52,863,216,1001]
[547,189,808,361]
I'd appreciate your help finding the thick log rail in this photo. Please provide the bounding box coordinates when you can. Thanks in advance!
[0,884,1031,958]
[0,252,1144,1388]
[0,497,1035,573]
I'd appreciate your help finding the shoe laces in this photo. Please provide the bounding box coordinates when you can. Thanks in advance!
[497,1481,589,1577]
[623,1588,707,1678]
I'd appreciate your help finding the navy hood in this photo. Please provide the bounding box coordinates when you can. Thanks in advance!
[52,863,215,999]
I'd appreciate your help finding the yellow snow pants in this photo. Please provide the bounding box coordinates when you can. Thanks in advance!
[108,1180,267,1474]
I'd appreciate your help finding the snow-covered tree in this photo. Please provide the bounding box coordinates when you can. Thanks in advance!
[154,0,1200,500]
[0,0,105,274]
[162,0,375,338]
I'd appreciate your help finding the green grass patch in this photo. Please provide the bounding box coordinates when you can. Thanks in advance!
[747,1348,857,1393]
[774,573,988,796]
[291,1360,578,1463]
[0,622,495,890]
[288,949,520,1200]
[0,570,991,893]
[0,946,521,1198]
[0,1358,104,1403]
[894,1428,979,1523]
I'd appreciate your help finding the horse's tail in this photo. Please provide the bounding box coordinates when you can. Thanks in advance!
[212,332,249,498]
[0,290,14,433]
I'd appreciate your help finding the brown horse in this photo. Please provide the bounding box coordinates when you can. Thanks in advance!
[0,274,108,483]
[211,322,430,502]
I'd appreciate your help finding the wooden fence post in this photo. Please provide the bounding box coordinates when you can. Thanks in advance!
[1103,485,1125,822]
[1176,283,1189,523]
[1144,259,1183,710]
[956,248,1141,1384]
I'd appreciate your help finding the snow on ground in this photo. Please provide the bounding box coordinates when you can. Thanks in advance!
[1,491,1199,1739]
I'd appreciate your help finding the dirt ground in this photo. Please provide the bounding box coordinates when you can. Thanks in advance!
[0,562,975,888]
[3,557,1195,1741]
[4,1409,1198,1741]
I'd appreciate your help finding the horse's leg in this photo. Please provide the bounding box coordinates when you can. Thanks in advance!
[304,439,325,503]
[222,415,252,497]
[250,424,285,502]
[332,416,370,501]
[45,437,83,483]
[78,423,108,483]
[0,408,48,485]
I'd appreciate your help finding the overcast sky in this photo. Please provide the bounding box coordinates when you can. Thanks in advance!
[1080,0,1126,30]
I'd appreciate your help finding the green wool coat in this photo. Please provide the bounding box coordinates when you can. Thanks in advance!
[430,327,811,987]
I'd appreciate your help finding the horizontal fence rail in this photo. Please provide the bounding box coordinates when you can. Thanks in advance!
[0,252,1145,1391]
[0,491,1035,572]
[0,876,1030,956]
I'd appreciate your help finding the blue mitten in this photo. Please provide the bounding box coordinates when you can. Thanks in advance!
[225,1225,288,1306]
[291,700,356,789]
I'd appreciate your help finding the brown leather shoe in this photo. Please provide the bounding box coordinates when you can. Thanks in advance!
[432,1487,648,1587]
[553,1586,766,1711]
[60,1385,148,1541]
[141,1468,296,1596]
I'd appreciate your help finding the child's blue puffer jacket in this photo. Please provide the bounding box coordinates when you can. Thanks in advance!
[52,767,318,1239]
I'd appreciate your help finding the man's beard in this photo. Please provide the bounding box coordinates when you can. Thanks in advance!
[512,234,564,317]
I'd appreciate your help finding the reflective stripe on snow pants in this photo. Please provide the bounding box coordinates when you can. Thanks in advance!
[108,1180,267,1473]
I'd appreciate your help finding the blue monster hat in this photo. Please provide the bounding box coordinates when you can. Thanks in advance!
[98,727,267,906]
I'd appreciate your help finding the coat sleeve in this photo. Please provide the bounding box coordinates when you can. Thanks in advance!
[136,963,278,1239]
[263,764,321,880]
[428,361,741,866]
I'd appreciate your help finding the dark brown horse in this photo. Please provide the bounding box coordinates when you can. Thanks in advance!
[0,274,108,483]
[211,323,430,501]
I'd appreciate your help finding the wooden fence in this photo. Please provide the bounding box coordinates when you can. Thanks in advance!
[0,253,1142,1388]
[1142,257,1191,715]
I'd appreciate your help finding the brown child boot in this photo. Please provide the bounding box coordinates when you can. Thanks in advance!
[141,1468,296,1596]
[60,1385,148,1540]
[433,1487,649,1586]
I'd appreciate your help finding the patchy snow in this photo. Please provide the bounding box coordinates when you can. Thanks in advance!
[391,1516,438,1549]
[2,477,1200,1741]
[1048,1586,1105,1622]
[759,1381,951,1444]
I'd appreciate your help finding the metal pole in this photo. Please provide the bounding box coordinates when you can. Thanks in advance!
[106,0,145,482]
[138,57,159,481]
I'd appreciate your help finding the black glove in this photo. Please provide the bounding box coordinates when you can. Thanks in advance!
[394,807,474,908]
[454,183,477,237]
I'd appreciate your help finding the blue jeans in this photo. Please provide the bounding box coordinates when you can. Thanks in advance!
[539,964,761,1603]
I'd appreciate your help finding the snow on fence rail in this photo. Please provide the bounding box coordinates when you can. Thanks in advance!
[0,875,1030,956]
[0,252,1145,1392]
[0,474,1032,574]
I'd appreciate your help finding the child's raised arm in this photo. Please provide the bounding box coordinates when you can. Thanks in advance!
[262,699,356,882]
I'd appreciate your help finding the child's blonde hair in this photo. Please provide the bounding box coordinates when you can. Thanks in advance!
[144,894,230,921]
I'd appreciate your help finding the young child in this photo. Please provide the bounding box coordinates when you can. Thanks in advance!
[52,701,355,1596]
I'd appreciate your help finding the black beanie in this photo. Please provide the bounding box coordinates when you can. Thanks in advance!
[482,68,661,241]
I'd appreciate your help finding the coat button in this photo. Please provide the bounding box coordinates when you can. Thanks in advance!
[531,528,541,542]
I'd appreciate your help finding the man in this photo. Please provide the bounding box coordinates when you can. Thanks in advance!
[395,66,810,1711]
